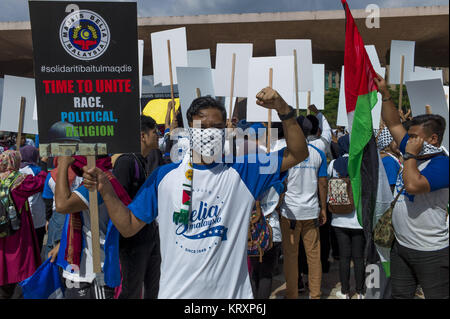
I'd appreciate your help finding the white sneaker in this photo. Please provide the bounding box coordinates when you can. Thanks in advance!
[356,293,365,299]
[336,290,350,299]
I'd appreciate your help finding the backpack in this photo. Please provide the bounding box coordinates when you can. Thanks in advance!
[247,201,273,262]
[327,173,355,215]
[0,171,22,238]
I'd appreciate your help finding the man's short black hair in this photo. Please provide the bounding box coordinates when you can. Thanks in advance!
[408,114,446,144]
[306,115,320,136]
[296,116,312,137]
[186,97,227,125]
[140,115,156,133]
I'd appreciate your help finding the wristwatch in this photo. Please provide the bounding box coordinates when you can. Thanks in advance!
[403,152,417,160]
[278,106,296,121]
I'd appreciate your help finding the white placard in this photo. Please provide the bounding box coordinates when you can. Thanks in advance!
[370,67,386,130]
[32,97,38,121]
[0,75,38,134]
[365,45,382,72]
[188,49,211,68]
[224,97,237,120]
[275,39,314,92]
[299,64,325,110]
[214,43,253,97]
[409,67,443,83]
[337,66,349,127]
[389,40,415,84]
[444,86,449,110]
[246,56,295,122]
[138,40,144,98]
[151,27,188,86]
[176,67,215,127]
[405,78,449,149]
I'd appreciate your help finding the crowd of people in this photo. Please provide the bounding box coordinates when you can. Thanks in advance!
[0,74,448,299]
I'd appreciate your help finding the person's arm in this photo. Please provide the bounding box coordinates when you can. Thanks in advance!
[374,74,407,146]
[82,167,148,238]
[54,156,87,214]
[402,136,432,194]
[311,105,332,145]
[318,177,328,226]
[256,87,309,172]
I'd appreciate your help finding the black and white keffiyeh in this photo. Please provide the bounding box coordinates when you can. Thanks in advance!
[375,127,393,151]
[188,127,225,158]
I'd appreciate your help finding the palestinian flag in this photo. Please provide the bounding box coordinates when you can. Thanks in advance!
[342,0,378,225]
[342,0,394,284]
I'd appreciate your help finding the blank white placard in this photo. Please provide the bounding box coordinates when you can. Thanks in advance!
[246,56,295,122]
[444,86,449,109]
[214,43,253,98]
[389,40,415,84]
[176,67,215,127]
[365,45,382,72]
[409,67,443,83]
[337,66,349,127]
[275,39,313,92]
[188,49,211,68]
[151,27,188,86]
[405,78,449,149]
[138,40,144,98]
[299,64,325,110]
[0,75,38,134]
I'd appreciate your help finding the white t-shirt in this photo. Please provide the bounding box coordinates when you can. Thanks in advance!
[128,148,286,299]
[61,185,110,283]
[280,144,327,221]
[19,165,46,229]
[392,134,449,251]
[327,158,363,230]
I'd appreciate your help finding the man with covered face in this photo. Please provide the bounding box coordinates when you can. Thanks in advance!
[81,88,309,298]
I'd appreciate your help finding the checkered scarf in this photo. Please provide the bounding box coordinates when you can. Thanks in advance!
[188,128,225,158]
[375,127,393,150]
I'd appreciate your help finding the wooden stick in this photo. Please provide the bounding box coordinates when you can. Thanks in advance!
[167,40,176,121]
[196,88,201,98]
[267,68,273,153]
[87,155,102,274]
[294,49,300,117]
[398,55,405,111]
[16,97,26,151]
[228,53,236,128]
[306,91,311,115]
[425,105,432,114]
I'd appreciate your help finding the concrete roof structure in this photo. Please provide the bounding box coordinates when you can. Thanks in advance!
[0,5,448,77]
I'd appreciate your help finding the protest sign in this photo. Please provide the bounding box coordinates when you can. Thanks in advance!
[405,78,449,149]
[29,1,140,156]
[138,40,144,98]
[408,67,443,83]
[389,40,415,84]
[337,66,349,127]
[188,49,212,68]
[275,39,314,92]
[246,56,294,122]
[176,67,215,127]
[0,75,38,135]
[151,27,188,86]
[299,64,324,110]
[214,43,253,98]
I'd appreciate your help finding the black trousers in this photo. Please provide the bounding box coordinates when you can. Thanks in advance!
[64,281,115,299]
[118,222,161,299]
[250,242,282,299]
[391,241,449,299]
[35,226,46,253]
[334,226,366,294]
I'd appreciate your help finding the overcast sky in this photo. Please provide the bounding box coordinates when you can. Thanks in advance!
[0,0,448,22]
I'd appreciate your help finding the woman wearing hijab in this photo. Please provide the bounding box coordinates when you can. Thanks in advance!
[327,135,366,299]
[0,150,47,299]
[19,145,47,253]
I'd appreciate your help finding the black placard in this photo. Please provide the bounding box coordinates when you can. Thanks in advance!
[29,1,140,154]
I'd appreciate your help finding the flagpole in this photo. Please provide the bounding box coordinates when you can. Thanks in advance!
[398,55,405,111]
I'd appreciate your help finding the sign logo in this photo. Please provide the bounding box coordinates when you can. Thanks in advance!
[59,10,110,60]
